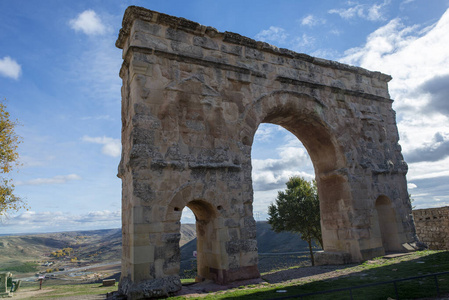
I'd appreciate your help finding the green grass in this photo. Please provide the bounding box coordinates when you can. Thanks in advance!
[17,282,118,299]
[168,250,449,299]
[0,261,38,273]
[12,251,449,300]
[181,278,196,284]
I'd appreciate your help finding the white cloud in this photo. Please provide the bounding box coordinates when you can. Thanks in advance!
[406,132,449,163]
[310,49,340,61]
[329,29,342,36]
[251,142,314,219]
[2,210,120,234]
[20,155,56,168]
[337,8,449,209]
[366,1,389,21]
[69,10,106,36]
[340,18,420,73]
[0,56,21,80]
[254,124,284,142]
[252,144,314,191]
[255,26,288,45]
[301,15,325,27]
[81,115,113,121]
[254,25,317,52]
[180,207,195,224]
[16,174,81,186]
[407,157,449,181]
[82,135,121,157]
[68,32,122,104]
[408,183,417,189]
[291,34,315,52]
[340,8,449,160]
[329,1,390,21]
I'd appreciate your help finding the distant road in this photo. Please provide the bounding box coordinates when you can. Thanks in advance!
[17,260,121,282]
[181,251,314,263]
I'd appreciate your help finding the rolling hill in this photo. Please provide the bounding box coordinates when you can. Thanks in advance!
[1,222,317,277]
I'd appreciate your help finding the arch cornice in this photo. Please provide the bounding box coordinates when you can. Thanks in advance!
[117,7,391,85]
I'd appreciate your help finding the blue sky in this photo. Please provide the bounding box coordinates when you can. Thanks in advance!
[1,0,449,234]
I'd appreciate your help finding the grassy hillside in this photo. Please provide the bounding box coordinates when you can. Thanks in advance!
[179,224,196,246]
[180,221,312,259]
[256,221,314,253]
[180,222,319,276]
[0,229,122,273]
[0,225,196,266]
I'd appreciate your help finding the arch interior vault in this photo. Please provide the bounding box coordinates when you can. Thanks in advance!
[115,6,419,299]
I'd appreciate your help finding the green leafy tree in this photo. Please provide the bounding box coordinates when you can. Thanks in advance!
[0,100,24,215]
[268,176,323,265]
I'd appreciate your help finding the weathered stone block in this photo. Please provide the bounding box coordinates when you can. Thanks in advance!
[166,27,189,42]
[193,36,219,50]
[133,245,154,264]
[170,41,203,58]
[221,44,242,56]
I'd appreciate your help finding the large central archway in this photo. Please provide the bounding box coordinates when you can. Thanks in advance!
[116,6,418,299]
[246,91,354,258]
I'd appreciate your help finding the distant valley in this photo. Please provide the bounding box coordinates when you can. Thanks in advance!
[0,222,317,279]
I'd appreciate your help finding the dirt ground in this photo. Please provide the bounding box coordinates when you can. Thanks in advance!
[13,289,108,300]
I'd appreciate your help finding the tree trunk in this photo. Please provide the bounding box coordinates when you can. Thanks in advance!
[308,238,315,266]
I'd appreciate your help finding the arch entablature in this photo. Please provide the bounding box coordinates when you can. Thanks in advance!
[116,6,418,299]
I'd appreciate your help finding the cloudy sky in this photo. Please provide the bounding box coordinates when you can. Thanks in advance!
[1,0,448,234]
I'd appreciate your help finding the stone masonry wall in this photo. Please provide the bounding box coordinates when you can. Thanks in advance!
[413,206,449,250]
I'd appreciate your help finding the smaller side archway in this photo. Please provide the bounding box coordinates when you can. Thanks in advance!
[165,183,258,285]
[374,195,403,253]
[166,188,221,281]
[185,199,218,281]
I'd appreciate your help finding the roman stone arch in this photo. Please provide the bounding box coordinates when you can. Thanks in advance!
[116,6,419,299]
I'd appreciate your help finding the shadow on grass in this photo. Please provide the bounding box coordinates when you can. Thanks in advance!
[261,264,356,284]
[220,251,449,300]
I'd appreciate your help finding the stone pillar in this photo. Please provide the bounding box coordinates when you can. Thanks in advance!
[0,272,11,297]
